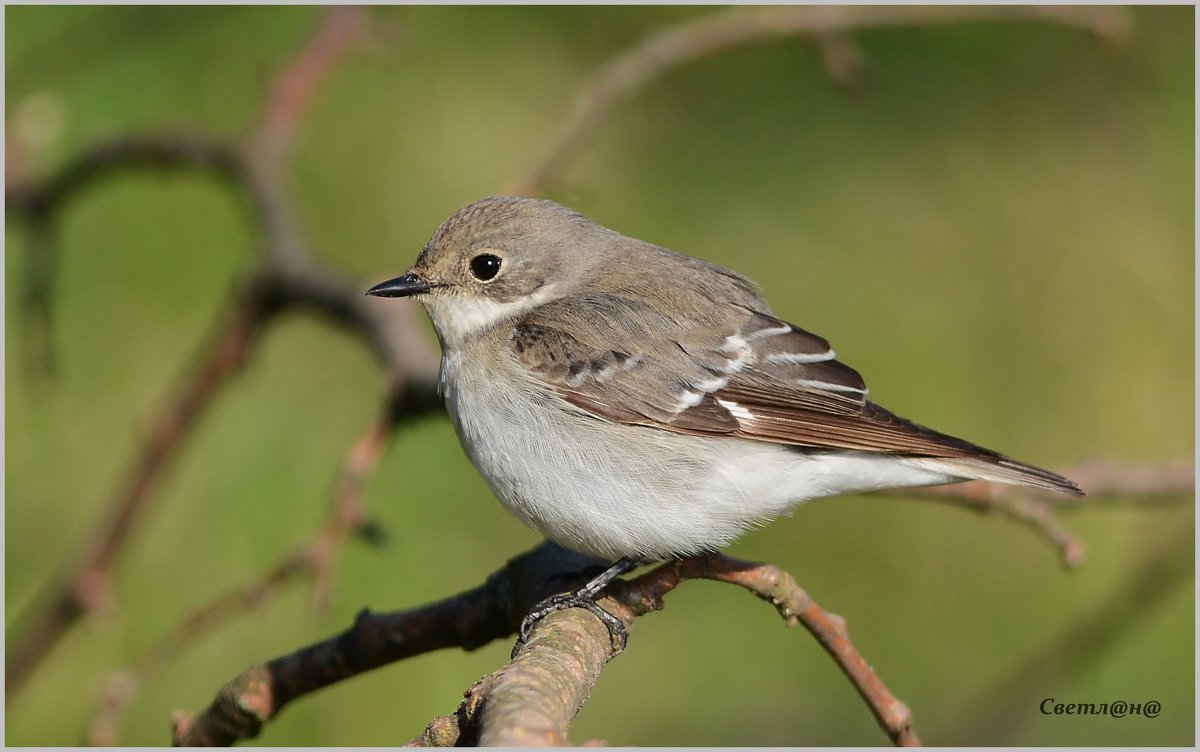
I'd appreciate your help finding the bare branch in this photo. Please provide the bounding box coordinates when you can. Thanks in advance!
[618,555,920,746]
[6,289,265,697]
[1042,456,1195,505]
[248,6,368,163]
[409,551,920,747]
[86,552,310,746]
[5,135,247,216]
[4,8,396,702]
[5,135,253,376]
[241,6,369,266]
[85,368,442,743]
[895,457,1193,568]
[171,543,605,746]
[952,525,1193,743]
[286,372,443,617]
[505,5,1130,196]
[472,612,612,747]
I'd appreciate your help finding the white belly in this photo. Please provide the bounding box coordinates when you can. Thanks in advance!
[441,349,954,561]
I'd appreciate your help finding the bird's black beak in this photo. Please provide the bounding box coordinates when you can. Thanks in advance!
[365,272,434,298]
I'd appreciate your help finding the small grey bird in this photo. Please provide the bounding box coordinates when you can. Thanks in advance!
[367,196,1082,649]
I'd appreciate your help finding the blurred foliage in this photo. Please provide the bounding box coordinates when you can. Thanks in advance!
[5,5,1193,746]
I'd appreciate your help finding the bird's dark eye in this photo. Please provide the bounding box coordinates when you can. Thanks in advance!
[470,253,502,281]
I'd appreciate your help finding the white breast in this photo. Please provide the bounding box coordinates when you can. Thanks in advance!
[439,347,956,561]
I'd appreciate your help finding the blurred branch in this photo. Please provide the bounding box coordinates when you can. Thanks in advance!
[174,544,920,747]
[505,4,1130,196]
[86,552,311,747]
[617,554,921,747]
[242,6,369,267]
[6,287,266,698]
[5,134,251,377]
[3,7,430,702]
[309,414,394,610]
[4,3,1172,747]
[952,523,1193,743]
[894,457,1194,568]
[182,449,1190,746]
[1038,456,1196,505]
[248,6,367,165]
[5,135,247,216]
[85,392,440,745]
[171,543,601,746]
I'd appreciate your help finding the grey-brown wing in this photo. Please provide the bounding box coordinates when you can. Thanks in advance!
[510,299,952,451]
[509,297,1081,495]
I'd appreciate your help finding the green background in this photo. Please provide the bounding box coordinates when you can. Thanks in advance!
[5,6,1193,746]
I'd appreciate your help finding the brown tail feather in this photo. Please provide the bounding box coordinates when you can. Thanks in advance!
[908,455,1084,496]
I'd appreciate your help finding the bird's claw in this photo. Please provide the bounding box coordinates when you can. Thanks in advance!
[512,592,628,659]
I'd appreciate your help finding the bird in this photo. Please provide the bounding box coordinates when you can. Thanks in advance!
[366,195,1082,652]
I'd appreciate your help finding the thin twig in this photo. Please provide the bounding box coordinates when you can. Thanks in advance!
[505,5,1130,196]
[951,524,1193,743]
[248,6,367,162]
[242,6,369,267]
[6,135,252,377]
[407,551,919,747]
[308,416,392,610]
[4,8,379,702]
[897,457,1193,567]
[171,543,605,746]
[86,552,311,746]
[83,389,442,745]
[6,290,265,697]
[618,554,920,746]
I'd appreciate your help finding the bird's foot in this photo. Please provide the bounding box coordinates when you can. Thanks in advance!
[511,556,640,659]
[511,591,628,659]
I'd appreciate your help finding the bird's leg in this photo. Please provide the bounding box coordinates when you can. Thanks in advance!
[514,556,640,658]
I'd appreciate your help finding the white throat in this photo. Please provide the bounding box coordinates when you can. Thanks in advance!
[423,284,557,344]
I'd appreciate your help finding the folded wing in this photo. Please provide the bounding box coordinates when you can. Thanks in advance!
[510,296,1082,496]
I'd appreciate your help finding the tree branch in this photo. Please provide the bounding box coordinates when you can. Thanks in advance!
[171,543,606,746]
[6,5,1177,747]
[6,287,265,697]
[172,543,924,747]
[4,8,387,701]
[84,382,442,745]
[613,555,920,746]
[5,135,252,377]
[175,448,1193,747]
[505,5,1130,196]
[86,551,311,746]
[248,6,368,164]
[951,523,1193,743]
[895,457,1194,567]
